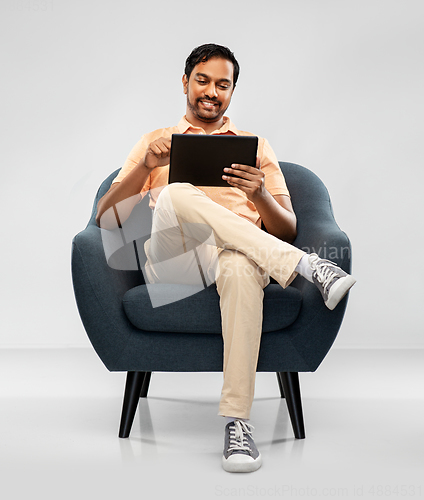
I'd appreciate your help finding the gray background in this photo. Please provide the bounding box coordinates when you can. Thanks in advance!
[1,0,423,348]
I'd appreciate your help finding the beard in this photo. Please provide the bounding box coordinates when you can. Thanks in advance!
[186,95,225,123]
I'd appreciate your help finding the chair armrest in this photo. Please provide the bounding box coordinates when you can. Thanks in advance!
[71,224,144,369]
[286,221,352,370]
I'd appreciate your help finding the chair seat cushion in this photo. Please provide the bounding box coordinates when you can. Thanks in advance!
[123,283,302,334]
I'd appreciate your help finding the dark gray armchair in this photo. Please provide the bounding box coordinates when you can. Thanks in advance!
[71,162,352,439]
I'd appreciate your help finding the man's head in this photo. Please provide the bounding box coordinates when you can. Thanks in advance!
[182,44,240,131]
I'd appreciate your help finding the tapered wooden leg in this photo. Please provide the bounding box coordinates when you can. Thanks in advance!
[119,371,145,438]
[276,372,285,398]
[279,372,305,439]
[140,371,152,398]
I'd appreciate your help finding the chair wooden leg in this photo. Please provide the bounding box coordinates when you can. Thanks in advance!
[119,371,145,438]
[140,371,152,398]
[279,372,305,439]
[276,372,285,398]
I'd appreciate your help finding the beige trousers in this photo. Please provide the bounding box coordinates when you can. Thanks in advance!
[144,183,305,419]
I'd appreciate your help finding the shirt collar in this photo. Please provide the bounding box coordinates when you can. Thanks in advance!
[177,115,239,135]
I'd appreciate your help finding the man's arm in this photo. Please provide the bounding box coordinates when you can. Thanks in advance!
[96,137,172,230]
[222,157,297,242]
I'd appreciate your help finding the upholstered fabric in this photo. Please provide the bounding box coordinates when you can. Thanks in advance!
[123,283,302,334]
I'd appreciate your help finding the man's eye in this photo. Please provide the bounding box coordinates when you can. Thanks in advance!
[197,80,207,85]
[218,85,230,90]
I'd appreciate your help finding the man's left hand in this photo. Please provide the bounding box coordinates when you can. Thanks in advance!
[222,157,265,203]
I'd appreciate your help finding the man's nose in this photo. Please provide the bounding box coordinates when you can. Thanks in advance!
[204,82,218,98]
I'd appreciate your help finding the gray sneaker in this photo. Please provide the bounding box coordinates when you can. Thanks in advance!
[309,254,356,310]
[222,420,262,473]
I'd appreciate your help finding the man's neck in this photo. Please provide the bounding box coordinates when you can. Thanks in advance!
[202,120,224,134]
[186,115,225,135]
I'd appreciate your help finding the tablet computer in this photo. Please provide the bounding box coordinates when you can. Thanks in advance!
[168,134,258,187]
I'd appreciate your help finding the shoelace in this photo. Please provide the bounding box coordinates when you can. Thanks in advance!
[309,256,338,294]
[228,420,254,452]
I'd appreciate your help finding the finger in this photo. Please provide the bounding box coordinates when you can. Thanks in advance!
[150,144,166,156]
[224,166,264,181]
[151,142,170,157]
[159,138,172,150]
[231,163,262,175]
[158,142,171,156]
[223,168,254,181]
[230,163,250,172]
[226,166,255,179]
[222,174,252,188]
[223,176,241,188]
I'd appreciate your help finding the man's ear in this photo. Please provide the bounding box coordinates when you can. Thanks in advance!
[182,74,188,95]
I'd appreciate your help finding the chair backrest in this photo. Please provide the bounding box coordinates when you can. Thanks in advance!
[280,161,335,238]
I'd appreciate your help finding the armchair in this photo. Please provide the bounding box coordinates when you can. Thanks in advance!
[71,162,352,439]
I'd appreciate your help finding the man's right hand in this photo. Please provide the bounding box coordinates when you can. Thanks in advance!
[143,137,172,169]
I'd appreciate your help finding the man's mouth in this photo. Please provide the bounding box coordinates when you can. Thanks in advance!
[199,99,219,109]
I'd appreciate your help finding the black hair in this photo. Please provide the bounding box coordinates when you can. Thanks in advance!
[184,43,240,88]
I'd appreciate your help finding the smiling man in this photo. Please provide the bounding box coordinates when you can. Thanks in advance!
[96,44,356,473]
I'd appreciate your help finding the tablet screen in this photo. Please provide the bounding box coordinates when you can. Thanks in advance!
[169,134,258,187]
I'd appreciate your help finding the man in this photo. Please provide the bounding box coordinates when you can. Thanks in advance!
[96,44,356,473]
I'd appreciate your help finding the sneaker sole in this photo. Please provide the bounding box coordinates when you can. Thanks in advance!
[222,453,262,473]
[325,275,356,310]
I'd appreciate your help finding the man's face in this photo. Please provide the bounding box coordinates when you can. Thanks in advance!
[183,57,235,126]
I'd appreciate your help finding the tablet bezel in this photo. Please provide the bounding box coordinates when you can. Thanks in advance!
[169,134,258,187]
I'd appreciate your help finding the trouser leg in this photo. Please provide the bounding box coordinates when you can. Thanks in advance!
[145,183,305,287]
[216,250,270,420]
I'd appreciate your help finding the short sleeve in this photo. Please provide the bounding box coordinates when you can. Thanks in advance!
[112,134,150,190]
[259,138,290,197]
